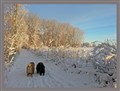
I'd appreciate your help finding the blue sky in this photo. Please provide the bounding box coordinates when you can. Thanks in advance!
[26,4,117,42]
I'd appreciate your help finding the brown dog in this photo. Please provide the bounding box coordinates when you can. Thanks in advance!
[26,62,35,77]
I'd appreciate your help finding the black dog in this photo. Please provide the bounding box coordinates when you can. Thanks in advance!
[36,62,45,76]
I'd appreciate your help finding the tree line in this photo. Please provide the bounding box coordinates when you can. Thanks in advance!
[4,4,84,63]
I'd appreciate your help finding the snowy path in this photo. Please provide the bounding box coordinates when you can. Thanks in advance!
[5,49,99,88]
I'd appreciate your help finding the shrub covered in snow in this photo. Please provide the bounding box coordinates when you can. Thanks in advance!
[89,42,117,88]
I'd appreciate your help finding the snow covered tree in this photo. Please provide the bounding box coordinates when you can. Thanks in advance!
[4,4,42,63]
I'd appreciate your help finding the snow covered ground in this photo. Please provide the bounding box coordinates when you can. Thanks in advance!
[4,46,117,88]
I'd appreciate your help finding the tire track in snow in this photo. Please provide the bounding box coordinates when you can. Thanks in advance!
[47,73,63,87]
[41,76,50,88]
[29,70,64,88]
[32,73,49,88]
[32,74,41,88]
[27,76,34,88]
[31,71,62,88]
[44,68,64,88]
[42,71,57,87]
[45,62,77,88]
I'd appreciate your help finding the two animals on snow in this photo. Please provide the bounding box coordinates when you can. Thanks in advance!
[26,62,45,77]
